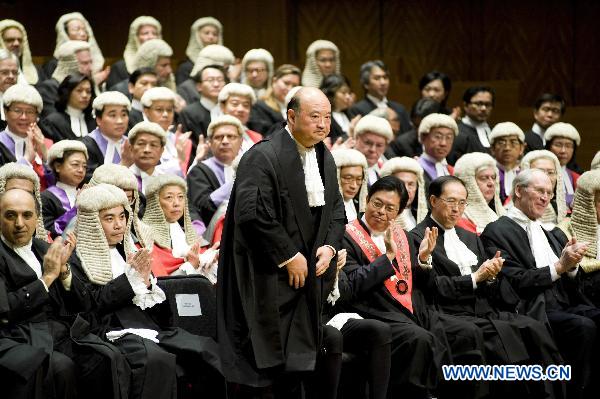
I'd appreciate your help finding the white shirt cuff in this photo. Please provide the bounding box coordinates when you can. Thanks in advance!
[125,266,166,309]
[178,261,199,275]
[470,274,477,290]
[324,245,337,259]
[418,255,432,269]
[549,263,560,282]
[278,252,299,268]
[39,278,49,292]
[566,265,579,279]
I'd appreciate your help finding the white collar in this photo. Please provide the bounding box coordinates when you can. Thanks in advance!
[200,96,217,111]
[56,181,77,206]
[367,93,388,108]
[5,127,26,143]
[344,198,358,222]
[421,152,447,166]
[361,214,384,236]
[131,99,143,112]
[1,234,32,250]
[66,105,84,117]
[285,126,325,207]
[100,131,123,145]
[109,247,127,278]
[1,234,41,278]
[169,222,190,258]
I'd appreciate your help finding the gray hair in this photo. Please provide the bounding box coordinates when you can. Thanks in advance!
[511,168,549,198]
[0,49,18,64]
[359,60,388,88]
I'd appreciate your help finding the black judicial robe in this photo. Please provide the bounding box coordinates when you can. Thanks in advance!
[36,78,60,118]
[186,161,221,225]
[448,121,491,165]
[39,111,96,142]
[106,60,129,90]
[411,216,562,368]
[347,97,412,134]
[175,59,194,86]
[384,128,422,159]
[176,79,200,105]
[217,128,346,386]
[81,135,107,182]
[128,108,144,132]
[69,248,223,399]
[524,129,544,152]
[340,219,486,394]
[179,100,211,158]
[480,216,592,322]
[247,100,285,137]
[108,79,131,98]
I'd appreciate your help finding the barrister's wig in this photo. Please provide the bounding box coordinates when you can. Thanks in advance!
[206,114,245,139]
[560,170,600,272]
[53,12,104,73]
[190,44,235,79]
[354,115,394,142]
[418,113,459,143]
[92,91,131,113]
[380,156,428,227]
[133,39,175,91]
[2,83,43,113]
[123,16,162,73]
[217,82,257,105]
[140,86,176,108]
[454,152,505,233]
[128,121,167,146]
[241,48,274,88]
[520,150,567,225]
[0,163,47,240]
[332,149,368,213]
[592,151,600,170]
[52,40,91,82]
[75,184,134,285]
[301,40,340,88]
[47,139,88,166]
[186,17,223,62]
[488,121,525,145]
[544,122,581,146]
[0,19,38,84]
[89,164,154,249]
[142,175,197,249]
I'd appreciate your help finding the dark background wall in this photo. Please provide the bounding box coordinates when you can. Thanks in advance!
[2,0,599,165]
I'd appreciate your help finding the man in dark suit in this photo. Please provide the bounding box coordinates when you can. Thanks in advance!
[217,87,346,398]
[127,68,158,130]
[347,60,412,134]
[481,168,600,399]
[524,93,566,153]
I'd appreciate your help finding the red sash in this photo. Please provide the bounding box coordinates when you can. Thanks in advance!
[346,219,413,313]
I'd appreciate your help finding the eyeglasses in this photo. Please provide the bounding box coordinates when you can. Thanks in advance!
[203,77,225,84]
[494,138,522,148]
[469,101,493,109]
[525,186,554,199]
[358,137,386,150]
[8,107,37,117]
[429,133,454,142]
[369,199,399,214]
[211,133,240,142]
[149,106,174,115]
[550,142,574,150]
[245,67,266,74]
[438,197,468,208]
[341,175,363,185]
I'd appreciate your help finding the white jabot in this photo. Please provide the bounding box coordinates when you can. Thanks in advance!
[462,116,491,148]
[131,99,143,112]
[400,208,417,231]
[109,247,127,278]
[367,94,388,109]
[344,198,358,222]
[286,127,325,207]
[443,227,479,276]
[422,152,450,177]
[56,182,77,207]
[532,123,546,145]
[66,106,88,137]
[562,166,574,196]
[129,164,158,194]
[2,236,42,278]
[5,128,26,161]
[332,111,350,134]
[500,164,518,197]
[102,133,122,165]
[200,96,216,112]
[367,165,380,186]
[507,206,561,280]
[362,215,385,254]
[169,222,190,258]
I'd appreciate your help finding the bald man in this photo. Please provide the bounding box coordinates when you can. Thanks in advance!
[218,87,346,398]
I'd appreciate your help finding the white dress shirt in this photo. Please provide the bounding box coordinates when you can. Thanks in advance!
[532,123,546,146]
[66,105,88,137]
[332,111,350,134]
[367,94,388,109]
[344,198,358,222]
[400,208,417,231]
[462,116,491,148]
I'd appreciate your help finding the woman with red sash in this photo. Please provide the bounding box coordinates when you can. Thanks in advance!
[142,174,218,281]
[340,176,487,399]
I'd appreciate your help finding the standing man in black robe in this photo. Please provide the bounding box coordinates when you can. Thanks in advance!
[481,168,600,399]
[217,87,346,398]
[412,175,563,398]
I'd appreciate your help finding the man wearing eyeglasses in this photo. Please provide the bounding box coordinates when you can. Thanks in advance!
[353,114,394,187]
[412,176,563,397]
[448,86,495,165]
[489,122,526,203]
[341,175,487,399]
[524,93,566,153]
[417,113,458,188]
[481,168,600,399]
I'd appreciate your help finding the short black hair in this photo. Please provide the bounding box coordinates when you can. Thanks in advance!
[533,93,566,115]
[287,92,301,114]
[320,74,351,109]
[128,67,157,85]
[428,176,467,198]
[419,71,451,106]
[462,86,495,105]
[367,175,409,213]
[56,73,94,114]
[194,64,227,83]
[410,97,442,120]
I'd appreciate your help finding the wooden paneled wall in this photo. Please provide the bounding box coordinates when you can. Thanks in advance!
[2,0,598,165]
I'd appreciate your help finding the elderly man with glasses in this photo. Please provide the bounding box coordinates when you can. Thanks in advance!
[481,168,600,399]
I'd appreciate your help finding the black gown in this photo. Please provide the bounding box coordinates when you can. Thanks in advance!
[247,100,285,138]
[481,216,600,398]
[448,121,491,165]
[106,60,129,90]
[179,100,211,160]
[175,59,194,86]
[384,128,422,159]
[176,79,200,105]
[217,128,346,388]
[524,129,544,152]
[347,97,412,134]
[36,78,60,119]
[186,160,221,225]
[341,219,487,398]
[39,111,96,142]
